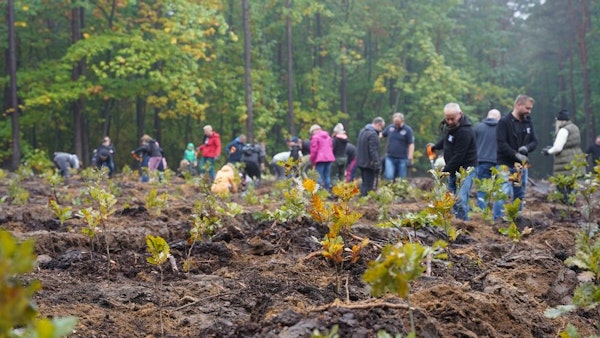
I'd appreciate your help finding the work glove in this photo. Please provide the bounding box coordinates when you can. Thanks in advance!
[518,146,529,155]
[515,153,528,164]
[407,159,413,167]
[374,163,381,174]
[541,146,551,156]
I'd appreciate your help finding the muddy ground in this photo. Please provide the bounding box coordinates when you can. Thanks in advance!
[1,172,598,338]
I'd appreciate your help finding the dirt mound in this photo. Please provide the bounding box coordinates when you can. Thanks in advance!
[1,175,597,337]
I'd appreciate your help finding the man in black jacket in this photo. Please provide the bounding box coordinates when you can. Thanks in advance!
[430,103,477,220]
[357,117,385,196]
[493,94,537,220]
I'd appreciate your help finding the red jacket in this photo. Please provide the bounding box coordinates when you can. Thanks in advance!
[198,131,221,158]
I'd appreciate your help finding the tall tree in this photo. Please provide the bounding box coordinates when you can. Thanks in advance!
[569,0,595,144]
[7,0,20,169]
[243,0,254,143]
[285,0,296,135]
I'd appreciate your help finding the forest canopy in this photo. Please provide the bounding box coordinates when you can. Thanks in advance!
[1,0,597,178]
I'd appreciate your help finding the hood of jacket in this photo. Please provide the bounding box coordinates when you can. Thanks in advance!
[482,117,499,127]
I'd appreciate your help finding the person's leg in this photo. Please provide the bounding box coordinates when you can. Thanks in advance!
[492,166,513,220]
[198,157,207,175]
[454,170,475,220]
[360,168,375,196]
[476,162,493,210]
[384,156,395,181]
[513,168,528,212]
[323,161,332,191]
[207,158,216,180]
[398,158,407,179]
[315,162,326,188]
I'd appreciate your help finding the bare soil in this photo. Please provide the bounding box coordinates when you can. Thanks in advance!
[1,174,598,338]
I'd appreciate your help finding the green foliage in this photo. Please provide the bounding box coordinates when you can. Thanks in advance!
[363,243,429,299]
[424,169,460,241]
[498,198,531,242]
[549,174,578,206]
[80,207,101,241]
[145,189,169,216]
[48,198,72,225]
[184,214,219,273]
[7,176,30,205]
[22,149,55,175]
[146,235,170,267]
[474,166,507,222]
[369,185,394,221]
[311,324,339,338]
[0,230,77,337]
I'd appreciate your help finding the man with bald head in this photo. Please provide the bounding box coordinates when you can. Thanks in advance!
[474,109,501,210]
[430,103,478,220]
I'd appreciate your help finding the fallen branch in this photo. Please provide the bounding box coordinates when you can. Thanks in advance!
[309,299,410,312]
[174,293,224,311]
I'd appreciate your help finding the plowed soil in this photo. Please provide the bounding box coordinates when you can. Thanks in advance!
[1,174,598,338]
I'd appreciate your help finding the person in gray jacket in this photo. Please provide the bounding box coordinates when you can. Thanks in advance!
[474,109,501,210]
[53,152,80,178]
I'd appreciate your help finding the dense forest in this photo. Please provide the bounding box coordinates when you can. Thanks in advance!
[1,0,598,178]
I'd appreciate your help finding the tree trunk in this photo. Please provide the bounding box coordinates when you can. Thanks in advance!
[7,0,21,170]
[72,7,85,164]
[243,0,254,143]
[285,0,296,136]
[136,96,146,140]
[570,0,594,144]
[340,45,348,115]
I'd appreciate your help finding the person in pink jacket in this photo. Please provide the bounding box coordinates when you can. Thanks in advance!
[198,125,221,180]
[309,124,335,191]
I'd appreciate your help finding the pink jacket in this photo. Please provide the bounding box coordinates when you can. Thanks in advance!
[310,130,335,164]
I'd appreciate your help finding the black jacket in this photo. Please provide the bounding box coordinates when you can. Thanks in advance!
[356,124,381,170]
[496,113,538,166]
[433,114,477,175]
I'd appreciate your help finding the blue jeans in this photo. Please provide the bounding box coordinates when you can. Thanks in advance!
[447,170,475,220]
[199,157,216,180]
[476,162,494,210]
[384,156,407,180]
[315,162,333,191]
[493,166,528,220]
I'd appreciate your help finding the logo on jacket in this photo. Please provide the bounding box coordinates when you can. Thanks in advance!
[400,130,407,135]
[526,127,531,134]
[448,135,454,143]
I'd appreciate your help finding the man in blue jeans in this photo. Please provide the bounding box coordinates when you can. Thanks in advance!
[429,103,477,220]
[474,109,501,209]
[381,113,415,181]
[493,95,537,221]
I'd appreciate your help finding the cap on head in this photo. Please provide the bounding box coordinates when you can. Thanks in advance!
[557,109,570,121]
[288,136,299,143]
[309,124,321,134]
[204,125,213,133]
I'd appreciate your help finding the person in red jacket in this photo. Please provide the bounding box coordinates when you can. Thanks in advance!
[198,125,221,180]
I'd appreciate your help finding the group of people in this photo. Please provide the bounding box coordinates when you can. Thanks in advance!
[429,94,598,221]
[51,93,600,218]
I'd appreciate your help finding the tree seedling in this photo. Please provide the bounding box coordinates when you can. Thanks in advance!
[498,198,531,243]
[146,234,170,338]
[474,166,507,222]
[307,179,365,295]
[0,230,77,337]
[363,242,434,336]
[146,188,169,216]
[48,198,73,226]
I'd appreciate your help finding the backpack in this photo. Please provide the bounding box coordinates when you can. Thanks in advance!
[243,144,256,156]
[148,139,163,156]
